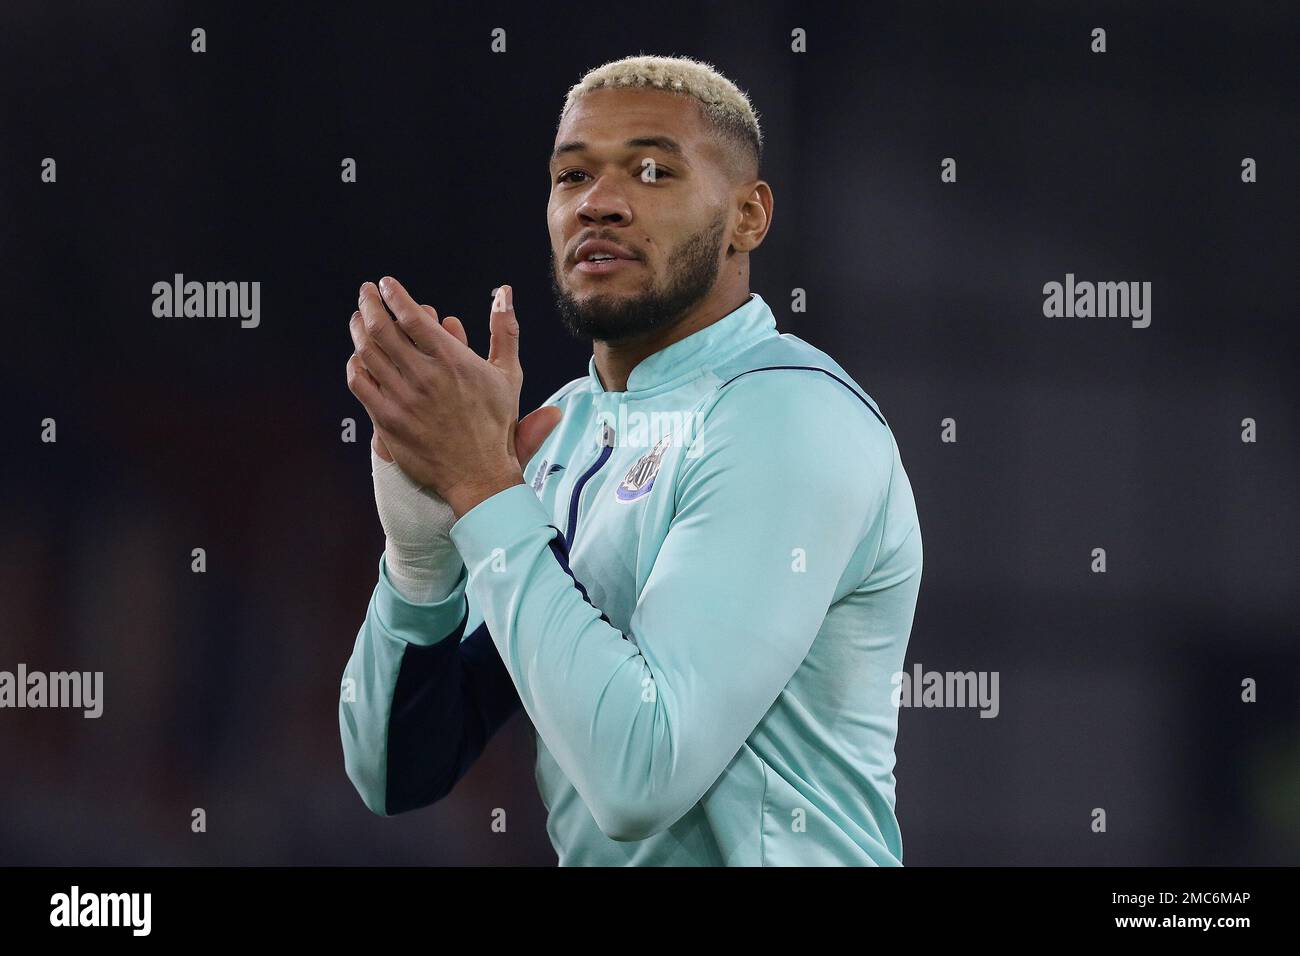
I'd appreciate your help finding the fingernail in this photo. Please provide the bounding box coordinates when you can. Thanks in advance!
[379,276,394,296]
[503,285,513,309]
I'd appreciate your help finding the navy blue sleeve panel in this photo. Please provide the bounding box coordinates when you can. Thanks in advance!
[386,616,523,814]
[340,554,523,817]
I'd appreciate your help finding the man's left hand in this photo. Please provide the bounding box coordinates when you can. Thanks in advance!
[346,276,527,518]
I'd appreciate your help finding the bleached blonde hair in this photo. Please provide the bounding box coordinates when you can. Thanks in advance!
[559,54,763,178]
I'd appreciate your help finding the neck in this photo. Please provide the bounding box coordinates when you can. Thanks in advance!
[593,285,751,392]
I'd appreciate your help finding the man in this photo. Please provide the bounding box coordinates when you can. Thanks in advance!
[340,54,922,865]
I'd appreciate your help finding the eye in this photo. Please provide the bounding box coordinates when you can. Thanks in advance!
[556,169,589,185]
[640,164,673,182]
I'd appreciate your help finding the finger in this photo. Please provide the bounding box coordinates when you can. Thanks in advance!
[379,276,456,356]
[487,284,521,382]
[358,281,419,378]
[423,305,468,349]
[436,310,469,350]
[346,353,395,423]
[349,310,401,390]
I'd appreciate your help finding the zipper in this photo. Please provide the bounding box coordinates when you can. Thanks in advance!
[564,420,616,547]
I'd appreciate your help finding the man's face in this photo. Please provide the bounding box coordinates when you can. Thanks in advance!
[547,87,734,343]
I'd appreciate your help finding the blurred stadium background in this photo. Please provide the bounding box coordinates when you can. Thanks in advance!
[0,1,1295,864]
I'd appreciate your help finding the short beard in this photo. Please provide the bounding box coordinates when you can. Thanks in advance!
[550,211,728,345]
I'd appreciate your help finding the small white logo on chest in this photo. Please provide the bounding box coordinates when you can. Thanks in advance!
[532,458,564,493]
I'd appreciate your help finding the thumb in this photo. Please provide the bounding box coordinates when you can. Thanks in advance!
[488,284,520,381]
[514,404,563,466]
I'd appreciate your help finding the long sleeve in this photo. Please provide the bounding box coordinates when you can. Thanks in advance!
[448,373,894,841]
[339,552,522,816]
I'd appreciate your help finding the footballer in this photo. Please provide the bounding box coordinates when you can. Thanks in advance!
[340,54,923,865]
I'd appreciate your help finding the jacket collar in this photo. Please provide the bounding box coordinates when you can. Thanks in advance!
[586,292,777,397]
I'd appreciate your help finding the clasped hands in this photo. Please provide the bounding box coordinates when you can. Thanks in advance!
[346,276,561,518]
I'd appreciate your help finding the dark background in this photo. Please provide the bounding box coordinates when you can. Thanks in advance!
[0,1,1295,865]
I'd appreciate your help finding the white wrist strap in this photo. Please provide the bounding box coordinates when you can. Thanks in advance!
[371,447,464,604]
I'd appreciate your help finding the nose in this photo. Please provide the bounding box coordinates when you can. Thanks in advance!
[576,174,633,228]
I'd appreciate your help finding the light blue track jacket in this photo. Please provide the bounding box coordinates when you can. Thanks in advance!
[340,292,923,865]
